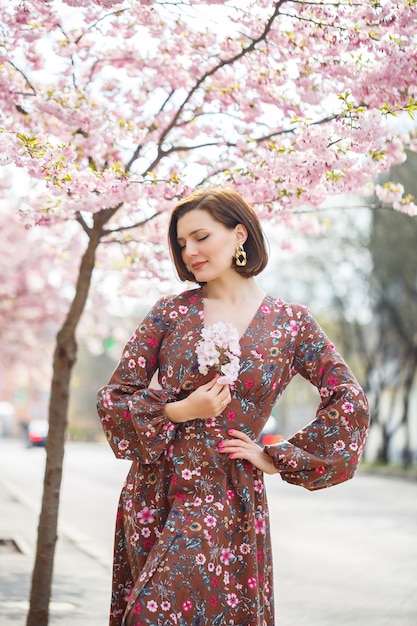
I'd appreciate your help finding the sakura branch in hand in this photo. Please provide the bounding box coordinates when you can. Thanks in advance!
[196,322,241,386]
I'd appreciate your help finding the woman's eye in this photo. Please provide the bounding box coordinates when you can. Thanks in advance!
[198,235,208,242]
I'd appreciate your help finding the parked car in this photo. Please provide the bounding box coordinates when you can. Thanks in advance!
[27,420,48,447]
[259,415,282,446]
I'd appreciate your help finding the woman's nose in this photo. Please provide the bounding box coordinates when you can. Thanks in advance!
[182,241,198,257]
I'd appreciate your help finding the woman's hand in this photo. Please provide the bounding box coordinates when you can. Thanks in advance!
[218,429,283,475]
[165,378,232,423]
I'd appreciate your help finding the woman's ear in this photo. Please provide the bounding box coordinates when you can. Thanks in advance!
[234,223,248,245]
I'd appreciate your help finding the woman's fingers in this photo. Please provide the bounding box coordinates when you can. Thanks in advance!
[218,429,279,474]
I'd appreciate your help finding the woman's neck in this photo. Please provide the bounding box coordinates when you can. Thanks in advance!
[201,276,264,305]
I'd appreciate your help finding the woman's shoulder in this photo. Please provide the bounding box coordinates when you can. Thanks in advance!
[148,287,202,318]
[265,294,310,318]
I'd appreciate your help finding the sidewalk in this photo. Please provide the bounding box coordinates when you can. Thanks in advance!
[0,478,110,626]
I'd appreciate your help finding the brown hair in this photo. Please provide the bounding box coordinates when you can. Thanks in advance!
[168,187,269,283]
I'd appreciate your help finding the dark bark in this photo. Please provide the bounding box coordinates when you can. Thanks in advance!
[26,213,109,626]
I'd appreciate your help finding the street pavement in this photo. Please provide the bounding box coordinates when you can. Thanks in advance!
[0,439,416,626]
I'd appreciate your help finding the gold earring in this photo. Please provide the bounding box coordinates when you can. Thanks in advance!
[235,244,247,267]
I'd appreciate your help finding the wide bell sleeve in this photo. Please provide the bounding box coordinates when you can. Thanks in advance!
[264,306,370,491]
[96,296,179,464]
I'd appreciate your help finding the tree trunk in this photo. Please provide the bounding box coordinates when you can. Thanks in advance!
[26,216,107,626]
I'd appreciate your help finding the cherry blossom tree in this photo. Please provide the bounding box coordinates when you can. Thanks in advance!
[1,0,416,624]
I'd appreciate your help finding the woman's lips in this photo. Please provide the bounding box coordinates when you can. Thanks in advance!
[191,261,207,271]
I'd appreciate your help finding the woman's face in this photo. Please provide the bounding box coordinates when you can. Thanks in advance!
[176,209,245,283]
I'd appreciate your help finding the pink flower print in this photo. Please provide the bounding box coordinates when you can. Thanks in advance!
[141,527,151,537]
[204,514,217,528]
[205,494,214,503]
[227,489,236,500]
[215,564,222,576]
[288,459,297,468]
[328,376,338,387]
[196,553,206,565]
[255,514,265,535]
[179,305,188,314]
[349,441,358,451]
[122,410,131,420]
[102,392,113,408]
[147,600,158,612]
[128,359,136,369]
[129,532,139,545]
[342,401,354,414]
[169,311,178,318]
[165,444,174,460]
[181,468,193,480]
[118,439,129,451]
[220,547,233,565]
[254,479,263,494]
[319,387,330,398]
[161,601,171,611]
[239,543,251,555]
[137,506,156,524]
[315,466,326,474]
[210,595,218,607]
[226,410,236,422]
[189,295,197,303]
[226,593,239,608]
[288,320,298,336]
[245,378,254,389]
[260,304,270,314]
[182,600,193,612]
[247,576,257,589]
[167,365,173,377]
[125,499,132,511]
[208,562,215,572]
[333,440,346,452]
[194,497,203,506]
[138,356,146,368]
[147,337,158,349]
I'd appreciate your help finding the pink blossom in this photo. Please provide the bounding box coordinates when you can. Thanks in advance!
[196,322,241,383]
[375,182,404,204]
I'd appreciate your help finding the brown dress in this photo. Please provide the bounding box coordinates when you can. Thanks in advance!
[97,287,369,626]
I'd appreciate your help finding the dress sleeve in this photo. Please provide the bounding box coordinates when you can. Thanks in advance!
[96,296,178,464]
[264,306,370,491]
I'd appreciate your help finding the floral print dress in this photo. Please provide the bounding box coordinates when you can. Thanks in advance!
[96,287,369,626]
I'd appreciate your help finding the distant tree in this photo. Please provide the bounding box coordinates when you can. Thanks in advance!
[367,152,417,465]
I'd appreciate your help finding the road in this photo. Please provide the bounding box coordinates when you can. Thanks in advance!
[1,439,416,626]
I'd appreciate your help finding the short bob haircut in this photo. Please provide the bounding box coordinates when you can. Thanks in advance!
[168,187,269,283]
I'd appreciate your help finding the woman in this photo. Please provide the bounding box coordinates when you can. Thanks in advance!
[97,187,369,626]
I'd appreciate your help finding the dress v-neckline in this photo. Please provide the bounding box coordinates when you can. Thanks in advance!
[197,289,268,342]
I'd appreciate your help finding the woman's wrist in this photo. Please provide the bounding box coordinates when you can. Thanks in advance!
[165,398,188,423]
